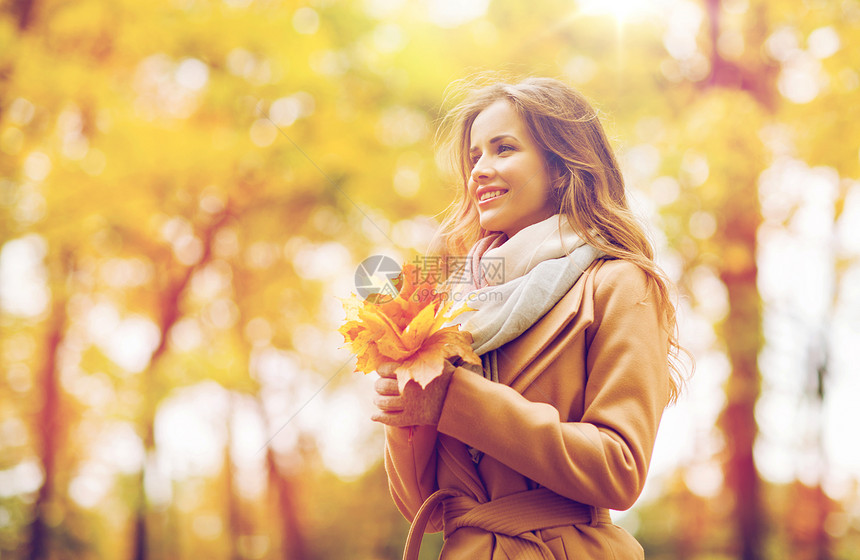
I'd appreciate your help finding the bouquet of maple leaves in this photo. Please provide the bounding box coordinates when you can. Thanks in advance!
[339,263,481,391]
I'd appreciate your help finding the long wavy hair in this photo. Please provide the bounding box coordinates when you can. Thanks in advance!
[432,75,689,403]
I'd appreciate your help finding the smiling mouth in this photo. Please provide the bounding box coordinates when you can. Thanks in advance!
[478,189,508,202]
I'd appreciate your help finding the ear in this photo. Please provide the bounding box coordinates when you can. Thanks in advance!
[545,153,568,208]
[545,152,566,182]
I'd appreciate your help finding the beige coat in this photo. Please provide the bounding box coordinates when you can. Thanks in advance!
[384,258,671,559]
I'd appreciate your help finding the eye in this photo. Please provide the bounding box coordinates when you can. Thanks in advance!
[498,144,515,154]
[469,153,481,167]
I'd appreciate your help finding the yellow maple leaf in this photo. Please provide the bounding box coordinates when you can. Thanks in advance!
[338,261,480,385]
[395,325,480,391]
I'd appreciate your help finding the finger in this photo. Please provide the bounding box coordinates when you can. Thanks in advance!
[371,411,410,427]
[373,394,404,413]
[374,377,400,396]
[377,362,398,377]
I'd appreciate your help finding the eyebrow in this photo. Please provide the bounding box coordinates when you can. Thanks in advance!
[469,134,518,153]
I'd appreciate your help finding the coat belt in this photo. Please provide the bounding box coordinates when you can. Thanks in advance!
[402,487,611,560]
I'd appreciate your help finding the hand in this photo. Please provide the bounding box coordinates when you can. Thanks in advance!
[371,360,456,427]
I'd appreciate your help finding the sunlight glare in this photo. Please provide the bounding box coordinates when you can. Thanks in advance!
[576,0,662,23]
[426,0,489,28]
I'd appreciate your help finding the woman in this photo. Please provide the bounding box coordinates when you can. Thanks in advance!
[371,77,685,559]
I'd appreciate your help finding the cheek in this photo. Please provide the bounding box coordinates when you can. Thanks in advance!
[466,179,477,199]
[501,156,536,183]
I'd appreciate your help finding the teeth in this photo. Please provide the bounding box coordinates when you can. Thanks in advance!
[479,190,506,202]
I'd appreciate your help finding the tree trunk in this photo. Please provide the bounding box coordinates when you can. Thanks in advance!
[719,257,762,560]
[788,481,833,560]
[788,349,832,560]
[129,208,232,560]
[11,0,36,31]
[27,249,72,560]
[232,263,310,560]
[264,447,309,560]
[702,1,774,558]
[224,395,243,560]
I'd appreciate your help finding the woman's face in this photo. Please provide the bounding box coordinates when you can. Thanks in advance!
[467,100,556,238]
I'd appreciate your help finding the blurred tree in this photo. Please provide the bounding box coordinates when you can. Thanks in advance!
[223,394,243,560]
[642,0,859,557]
[27,248,73,560]
[787,480,836,560]
[2,0,860,559]
[701,3,772,558]
[128,204,231,560]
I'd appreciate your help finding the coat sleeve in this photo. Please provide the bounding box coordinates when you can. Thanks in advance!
[436,261,671,510]
[383,424,443,530]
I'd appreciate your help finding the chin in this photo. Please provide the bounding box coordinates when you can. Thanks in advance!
[479,220,504,234]
[478,213,502,233]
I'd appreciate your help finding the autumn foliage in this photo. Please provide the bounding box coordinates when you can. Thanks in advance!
[3,0,860,558]
[339,263,481,391]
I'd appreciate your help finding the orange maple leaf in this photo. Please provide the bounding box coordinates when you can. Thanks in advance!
[339,262,480,388]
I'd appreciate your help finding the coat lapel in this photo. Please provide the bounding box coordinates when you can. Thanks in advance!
[495,260,603,393]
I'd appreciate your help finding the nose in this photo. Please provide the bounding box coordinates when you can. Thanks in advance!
[470,159,495,183]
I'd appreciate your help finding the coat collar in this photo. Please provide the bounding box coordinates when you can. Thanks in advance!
[494,260,604,393]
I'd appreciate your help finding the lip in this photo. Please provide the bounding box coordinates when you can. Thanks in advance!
[475,186,509,205]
